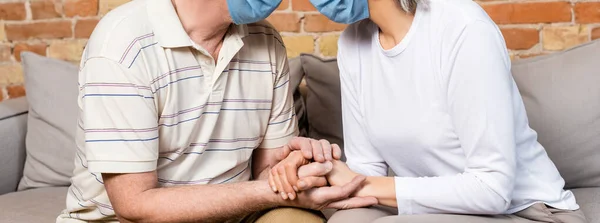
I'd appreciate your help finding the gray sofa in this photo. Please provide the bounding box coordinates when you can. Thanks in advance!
[1,38,599,222]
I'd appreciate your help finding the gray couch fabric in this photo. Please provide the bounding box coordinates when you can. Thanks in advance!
[0,187,68,223]
[572,187,600,223]
[0,97,28,195]
[512,40,600,189]
[18,52,80,191]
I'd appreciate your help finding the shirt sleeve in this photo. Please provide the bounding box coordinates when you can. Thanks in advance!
[338,39,389,177]
[80,57,159,174]
[394,20,517,215]
[259,43,299,149]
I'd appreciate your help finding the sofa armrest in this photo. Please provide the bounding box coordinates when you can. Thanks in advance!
[0,97,29,195]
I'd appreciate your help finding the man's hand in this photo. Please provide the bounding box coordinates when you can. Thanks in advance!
[286,175,378,210]
[267,155,377,210]
[270,137,343,200]
[277,137,342,163]
[270,154,337,200]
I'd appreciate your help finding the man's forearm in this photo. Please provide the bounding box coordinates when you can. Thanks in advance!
[122,180,283,223]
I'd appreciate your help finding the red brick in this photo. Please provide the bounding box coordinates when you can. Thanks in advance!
[75,19,100,38]
[7,85,26,98]
[0,3,26,21]
[483,2,571,24]
[14,43,47,62]
[267,13,301,32]
[500,28,539,50]
[277,0,289,10]
[292,0,316,11]
[592,27,600,40]
[575,3,600,23]
[6,21,72,41]
[304,14,347,32]
[64,0,99,17]
[31,1,62,20]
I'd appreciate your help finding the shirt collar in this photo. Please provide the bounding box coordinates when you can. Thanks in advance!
[146,0,248,48]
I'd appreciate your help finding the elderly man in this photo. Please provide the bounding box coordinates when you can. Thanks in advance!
[56,0,376,222]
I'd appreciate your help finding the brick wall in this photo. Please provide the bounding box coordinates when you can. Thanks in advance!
[0,0,599,102]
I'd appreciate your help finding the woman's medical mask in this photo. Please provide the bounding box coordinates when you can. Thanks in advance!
[228,0,282,25]
[309,0,370,24]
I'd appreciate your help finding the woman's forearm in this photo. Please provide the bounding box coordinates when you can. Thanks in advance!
[328,160,397,207]
[356,176,397,207]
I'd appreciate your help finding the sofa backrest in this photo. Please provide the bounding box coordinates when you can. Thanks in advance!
[0,97,28,195]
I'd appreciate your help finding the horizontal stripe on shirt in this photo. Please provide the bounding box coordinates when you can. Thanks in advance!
[85,136,159,143]
[152,75,205,94]
[151,66,203,84]
[84,126,158,133]
[80,83,152,91]
[82,94,154,99]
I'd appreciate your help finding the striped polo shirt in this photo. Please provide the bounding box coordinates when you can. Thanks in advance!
[57,0,297,222]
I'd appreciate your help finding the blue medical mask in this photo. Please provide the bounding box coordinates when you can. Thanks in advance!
[227,0,282,25]
[309,0,370,24]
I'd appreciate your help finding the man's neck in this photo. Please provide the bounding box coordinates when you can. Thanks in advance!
[368,0,414,50]
[172,0,231,60]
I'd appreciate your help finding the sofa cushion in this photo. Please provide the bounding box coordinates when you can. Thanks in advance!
[0,187,68,223]
[0,97,28,195]
[512,40,600,189]
[18,52,79,190]
[300,54,344,154]
[571,187,600,223]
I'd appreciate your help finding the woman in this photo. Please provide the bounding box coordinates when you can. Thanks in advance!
[271,0,587,222]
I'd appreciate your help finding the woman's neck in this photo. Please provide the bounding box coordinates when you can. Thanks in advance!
[368,0,415,50]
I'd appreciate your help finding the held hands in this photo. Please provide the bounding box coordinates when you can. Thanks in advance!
[270,137,342,199]
[269,137,376,210]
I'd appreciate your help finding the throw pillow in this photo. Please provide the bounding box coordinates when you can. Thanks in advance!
[512,40,600,189]
[289,57,308,137]
[300,54,345,156]
[18,52,79,190]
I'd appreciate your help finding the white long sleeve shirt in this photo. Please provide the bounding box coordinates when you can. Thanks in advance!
[338,0,578,215]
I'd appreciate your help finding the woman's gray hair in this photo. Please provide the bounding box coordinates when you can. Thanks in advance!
[398,0,419,14]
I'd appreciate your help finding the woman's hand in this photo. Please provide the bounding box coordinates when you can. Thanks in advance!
[285,175,378,210]
[323,160,361,188]
[269,150,310,200]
